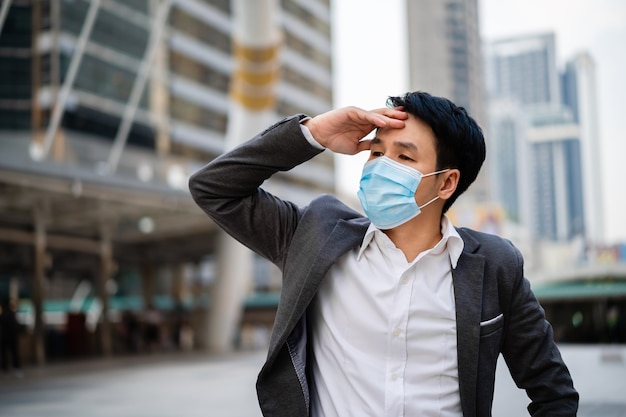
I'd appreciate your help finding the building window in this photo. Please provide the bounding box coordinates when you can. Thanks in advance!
[169,8,231,55]
[0,56,32,100]
[62,106,155,149]
[283,34,330,69]
[282,67,331,102]
[170,96,228,133]
[281,0,331,36]
[72,53,150,108]
[169,50,230,94]
[110,0,149,14]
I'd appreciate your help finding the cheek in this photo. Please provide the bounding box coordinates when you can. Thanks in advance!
[414,179,439,200]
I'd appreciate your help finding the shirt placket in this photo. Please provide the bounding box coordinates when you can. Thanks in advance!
[384,263,414,417]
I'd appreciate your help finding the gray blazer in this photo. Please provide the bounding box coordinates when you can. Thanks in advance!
[189,115,578,417]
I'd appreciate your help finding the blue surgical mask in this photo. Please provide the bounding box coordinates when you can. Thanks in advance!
[357,156,449,229]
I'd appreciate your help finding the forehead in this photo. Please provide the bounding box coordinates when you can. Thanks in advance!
[376,115,436,151]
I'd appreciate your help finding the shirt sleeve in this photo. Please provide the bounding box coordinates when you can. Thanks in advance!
[299,117,325,150]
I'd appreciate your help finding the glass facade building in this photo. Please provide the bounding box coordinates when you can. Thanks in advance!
[405,0,488,206]
[1,0,333,161]
[0,0,334,360]
[485,33,588,244]
[486,33,561,109]
[561,53,604,245]
[406,0,485,124]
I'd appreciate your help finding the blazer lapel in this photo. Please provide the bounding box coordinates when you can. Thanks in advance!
[273,218,369,351]
[452,229,486,417]
[289,219,368,326]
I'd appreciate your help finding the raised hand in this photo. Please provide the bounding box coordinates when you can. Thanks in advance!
[303,106,407,155]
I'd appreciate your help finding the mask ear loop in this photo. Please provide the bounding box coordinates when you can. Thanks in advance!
[416,168,449,210]
[421,168,451,178]
[417,195,439,210]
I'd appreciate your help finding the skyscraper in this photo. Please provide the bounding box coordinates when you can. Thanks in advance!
[561,52,604,245]
[485,32,561,109]
[406,0,488,204]
[526,108,585,241]
[406,0,485,123]
[486,99,532,228]
[485,32,588,245]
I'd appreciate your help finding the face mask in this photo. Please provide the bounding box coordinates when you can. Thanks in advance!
[357,156,449,229]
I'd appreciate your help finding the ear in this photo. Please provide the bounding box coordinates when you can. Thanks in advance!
[438,169,460,201]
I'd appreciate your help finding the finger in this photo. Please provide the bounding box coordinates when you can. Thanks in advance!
[372,106,406,115]
[375,107,408,120]
[356,139,372,153]
[368,108,407,128]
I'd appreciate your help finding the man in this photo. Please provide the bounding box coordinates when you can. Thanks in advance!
[189,91,578,416]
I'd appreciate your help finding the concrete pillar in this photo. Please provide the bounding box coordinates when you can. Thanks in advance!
[206,0,281,353]
[150,0,171,157]
[32,205,47,365]
[171,263,184,305]
[96,227,114,356]
[141,263,156,308]
[207,233,254,351]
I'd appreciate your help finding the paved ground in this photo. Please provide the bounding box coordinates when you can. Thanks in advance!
[0,345,624,416]
[0,350,266,417]
[492,345,626,417]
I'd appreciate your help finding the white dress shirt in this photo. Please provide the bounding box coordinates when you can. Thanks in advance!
[309,216,464,417]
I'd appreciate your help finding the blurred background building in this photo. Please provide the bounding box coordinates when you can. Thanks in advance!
[0,0,333,363]
[485,32,605,268]
[404,1,625,355]
[406,0,484,124]
[0,0,624,368]
[405,0,490,206]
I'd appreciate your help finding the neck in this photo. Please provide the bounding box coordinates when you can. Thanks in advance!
[383,211,443,262]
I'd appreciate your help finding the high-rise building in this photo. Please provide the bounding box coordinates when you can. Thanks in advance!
[561,52,604,245]
[485,32,588,246]
[1,0,333,181]
[485,32,561,109]
[406,0,485,125]
[487,99,532,228]
[0,0,333,359]
[406,0,488,205]
[526,108,584,241]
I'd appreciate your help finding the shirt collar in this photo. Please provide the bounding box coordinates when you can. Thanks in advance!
[441,215,464,269]
[357,215,464,268]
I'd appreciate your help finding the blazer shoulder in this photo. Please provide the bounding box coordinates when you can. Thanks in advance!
[297,194,368,237]
[259,113,309,136]
[457,227,522,265]
[307,194,364,220]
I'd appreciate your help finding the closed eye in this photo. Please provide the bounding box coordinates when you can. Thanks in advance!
[399,154,414,162]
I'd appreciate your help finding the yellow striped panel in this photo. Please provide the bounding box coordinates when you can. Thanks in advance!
[230,41,281,111]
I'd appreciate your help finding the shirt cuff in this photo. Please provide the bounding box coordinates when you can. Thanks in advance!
[299,117,325,150]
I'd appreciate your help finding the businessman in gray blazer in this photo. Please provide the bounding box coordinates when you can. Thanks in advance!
[189,91,578,417]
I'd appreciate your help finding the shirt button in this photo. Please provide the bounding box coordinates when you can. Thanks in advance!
[391,373,398,381]
[393,328,401,337]
[401,276,409,285]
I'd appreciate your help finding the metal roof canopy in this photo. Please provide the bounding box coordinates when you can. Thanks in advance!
[534,279,626,301]
[0,157,218,270]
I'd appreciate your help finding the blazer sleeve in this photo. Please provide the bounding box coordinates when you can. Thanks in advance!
[501,244,579,416]
[188,114,324,266]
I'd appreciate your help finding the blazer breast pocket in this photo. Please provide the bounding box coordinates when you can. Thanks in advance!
[479,313,504,337]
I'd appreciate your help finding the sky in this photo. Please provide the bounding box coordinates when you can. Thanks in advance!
[331,0,626,244]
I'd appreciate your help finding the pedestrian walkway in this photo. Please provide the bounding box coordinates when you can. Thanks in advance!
[0,349,266,417]
[1,345,624,416]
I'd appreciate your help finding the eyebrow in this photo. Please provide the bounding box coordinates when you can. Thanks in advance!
[371,136,418,152]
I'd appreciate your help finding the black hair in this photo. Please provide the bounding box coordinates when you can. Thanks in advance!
[387,91,486,213]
